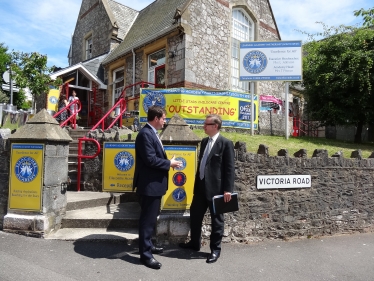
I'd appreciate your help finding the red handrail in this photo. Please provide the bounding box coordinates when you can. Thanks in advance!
[90,81,160,132]
[53,99,82,129]
[76,137,101,191]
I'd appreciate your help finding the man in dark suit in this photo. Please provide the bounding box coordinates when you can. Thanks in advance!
[179,114,235,264]
[133,105,181,270]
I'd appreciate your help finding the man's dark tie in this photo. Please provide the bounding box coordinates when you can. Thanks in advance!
[199,137,212,180]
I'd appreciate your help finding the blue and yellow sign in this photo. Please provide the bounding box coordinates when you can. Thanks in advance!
[47,89,59,112]
[102,142,135,192]
[162,146,197,210]
[9,143,44,212]
[140,88,259,129]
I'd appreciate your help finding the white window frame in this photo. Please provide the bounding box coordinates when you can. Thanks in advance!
[85,36,92,60]
[112,67,124,106]
[231,8,254,92]
[148,49,165,88]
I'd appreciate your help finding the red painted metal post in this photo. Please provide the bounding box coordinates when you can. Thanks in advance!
[76,137,101,191]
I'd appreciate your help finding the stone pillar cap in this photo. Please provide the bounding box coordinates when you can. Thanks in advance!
[8,109,73,142]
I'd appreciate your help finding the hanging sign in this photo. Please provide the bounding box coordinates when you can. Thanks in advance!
[9,143,44,212]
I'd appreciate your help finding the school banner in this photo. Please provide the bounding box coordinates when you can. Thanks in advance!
[102,142,135,192]
[9,144,44,212]
[162,146,197,210]
[140,88,258,129]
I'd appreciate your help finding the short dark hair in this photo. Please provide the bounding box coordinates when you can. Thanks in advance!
[206,114,222,129]
[147,105,166,121]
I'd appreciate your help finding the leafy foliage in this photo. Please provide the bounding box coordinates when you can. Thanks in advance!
[302,24,374,143]
[11,52,62,100]
[354,7,374,27]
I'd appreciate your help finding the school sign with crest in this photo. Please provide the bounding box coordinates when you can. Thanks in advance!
[239,41,302,81]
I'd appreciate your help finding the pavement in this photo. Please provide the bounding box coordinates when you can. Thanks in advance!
[1,231,374,281]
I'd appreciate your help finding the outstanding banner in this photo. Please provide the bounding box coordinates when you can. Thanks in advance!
[9,143,44,212]
[140,88,258,129]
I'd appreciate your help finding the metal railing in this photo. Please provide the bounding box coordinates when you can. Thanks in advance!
[53,99,82,129]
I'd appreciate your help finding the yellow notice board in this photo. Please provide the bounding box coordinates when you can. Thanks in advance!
[102,142,135,192]
[162,146,197,210]
[9,143,44,212]
[47,89,59,112]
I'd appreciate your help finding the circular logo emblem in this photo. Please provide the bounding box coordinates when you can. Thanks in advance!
[15,157,38,183]
[175,157,186,171]
[114,151,134,171]
[142,92,166,113]
[49,96,58,104]
[172,187,186,202]
[172,172,186,187]
[243,50,268,74]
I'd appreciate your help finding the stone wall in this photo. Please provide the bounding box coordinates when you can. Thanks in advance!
[204,143,374,243]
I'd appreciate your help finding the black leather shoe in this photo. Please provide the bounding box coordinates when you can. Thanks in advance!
[179,241,200,251]
[206,251,220,263]
[140,257,162,269]
[151,247,164,254]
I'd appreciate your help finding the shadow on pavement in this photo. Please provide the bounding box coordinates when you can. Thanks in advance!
[72,234,207,264]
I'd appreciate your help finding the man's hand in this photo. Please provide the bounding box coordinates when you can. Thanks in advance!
[223,191,232,202]
[170,155,182,170]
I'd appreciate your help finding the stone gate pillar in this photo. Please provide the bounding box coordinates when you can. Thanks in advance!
[156,114,201,243]
[3,109,72,237]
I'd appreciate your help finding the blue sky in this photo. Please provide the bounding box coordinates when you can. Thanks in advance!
[0,0,371,68]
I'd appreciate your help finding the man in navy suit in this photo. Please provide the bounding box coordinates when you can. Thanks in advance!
[179,114,235,264]
[133,105,181,269]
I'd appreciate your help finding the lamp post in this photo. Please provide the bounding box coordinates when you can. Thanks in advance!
[9,64,13,106]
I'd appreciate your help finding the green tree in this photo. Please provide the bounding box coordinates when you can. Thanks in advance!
[10,51,62,109]
[0,43,11,75]
[354,7,374,27]
[302,24,374,143]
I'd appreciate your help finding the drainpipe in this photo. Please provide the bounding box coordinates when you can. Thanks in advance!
[132,49,135,97]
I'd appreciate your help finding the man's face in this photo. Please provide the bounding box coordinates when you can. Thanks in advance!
[203,117,218,136]
[154,113,166,130]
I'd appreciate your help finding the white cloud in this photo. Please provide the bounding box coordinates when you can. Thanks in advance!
[270,0,370,41]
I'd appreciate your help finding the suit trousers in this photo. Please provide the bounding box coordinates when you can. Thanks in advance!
[190,177,224,252]
[138,195,161,260]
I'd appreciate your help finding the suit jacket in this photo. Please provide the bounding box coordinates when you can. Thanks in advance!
[133,124,170,196]
[194,134,235,201]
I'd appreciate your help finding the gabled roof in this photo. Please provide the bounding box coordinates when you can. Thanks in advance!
[50,53,108,89]
[103,0,188,65]
[107,0,138,40]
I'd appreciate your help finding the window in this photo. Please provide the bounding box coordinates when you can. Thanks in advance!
[148,49,165,88]
[85,36,92,60]
[231,8,254,92]
[113,68,124,100]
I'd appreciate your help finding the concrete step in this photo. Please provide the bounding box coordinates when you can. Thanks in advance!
[62,202,140,229]
[66,191,122,211]
[45,228,138,243]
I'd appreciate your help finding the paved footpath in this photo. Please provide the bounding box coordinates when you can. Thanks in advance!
[0,231,373,281]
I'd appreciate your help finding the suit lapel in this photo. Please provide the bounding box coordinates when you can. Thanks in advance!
[145,124,166,158]
[206,135,221,164]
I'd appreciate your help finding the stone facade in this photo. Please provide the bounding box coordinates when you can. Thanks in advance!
[71,0,138,65]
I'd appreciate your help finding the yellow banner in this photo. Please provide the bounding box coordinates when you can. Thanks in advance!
[140,88,258,129]
[47,89,59,112]
[102,142,135,192]
[9,144,44,212]
[162,146,197,210]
